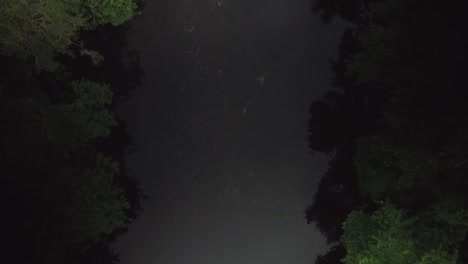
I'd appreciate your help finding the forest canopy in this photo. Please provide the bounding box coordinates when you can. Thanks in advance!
[0,1,143,263]
[0,0,136,70]
[307,0,468,263]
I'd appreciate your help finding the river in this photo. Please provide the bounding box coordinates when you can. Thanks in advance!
[113,0,346,263]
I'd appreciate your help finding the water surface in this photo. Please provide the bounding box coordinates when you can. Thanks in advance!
[114,0,346,263]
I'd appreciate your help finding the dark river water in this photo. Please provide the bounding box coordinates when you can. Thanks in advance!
[113,0,346,263]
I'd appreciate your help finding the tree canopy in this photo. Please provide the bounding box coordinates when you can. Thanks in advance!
[342,202,465,264]
[0,0,142,263]
[0,0,136,70]
[307,0,468,263]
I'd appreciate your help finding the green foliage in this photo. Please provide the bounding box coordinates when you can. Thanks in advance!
[63,0,136,29]
[341,210,372,257]
[417,249,457,264]
[343,203,417,264]
[432,199,468,230]
[412,198,468,254]
[342,203,460,264]
[311,1,468,264]
[63,154,130,244]
[0,0,136,70]
[0,0,85,70]
[354,133,441,199]
[85,0,137,27]
[0,78,129,262]
[0,1,141,262]
[43,80,117,149]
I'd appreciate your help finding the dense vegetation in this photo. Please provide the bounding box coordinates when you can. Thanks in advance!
[1,0,144,263]
[306,0,468,263]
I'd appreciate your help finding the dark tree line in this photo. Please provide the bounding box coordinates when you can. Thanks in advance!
[307,0,468,263]
[0,1,145,263]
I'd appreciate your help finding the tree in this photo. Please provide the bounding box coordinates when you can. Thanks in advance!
[411,197,468,254]
[61,154,130,245]
[342,203,460,264]
[0,0,85,69]
[0,0,136,70]
[0,1,141,262]
[353,132,443,201]
[43,80,117,149]
[64,0,137,28]
[306,155,363,244]
[309,0,468,263]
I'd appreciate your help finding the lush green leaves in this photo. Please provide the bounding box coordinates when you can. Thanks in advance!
[0,1,140,263]
[86,0,137,27]
[0,0,85,69]
[343,204,417,264]
[64,0,136,28]
[0,0,136,70]
[43,80,116,149]
[342,203,461,264]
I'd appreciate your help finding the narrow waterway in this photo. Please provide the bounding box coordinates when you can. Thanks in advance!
[114,0,346,263]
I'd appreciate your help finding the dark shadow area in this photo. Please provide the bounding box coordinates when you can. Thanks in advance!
[0,2,145,263]
[63,23,143,105]
[307,28,385,156]
[305,154,372,244]
[310,0,363,24]
[315,244,346,264]
[307,0,468,263]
